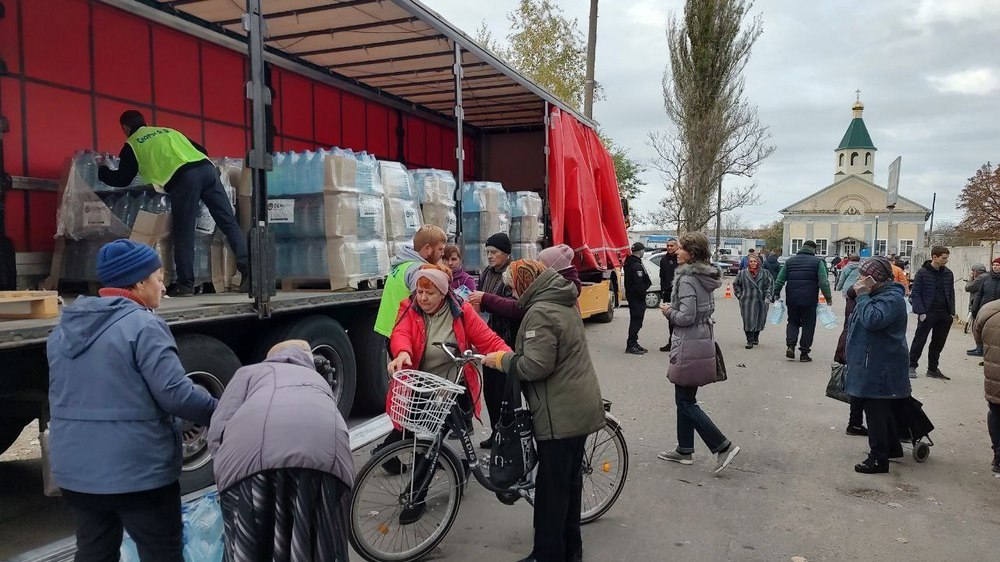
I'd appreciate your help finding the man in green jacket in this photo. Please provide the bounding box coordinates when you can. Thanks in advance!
[374,225,447,337]
[100,110,248,296]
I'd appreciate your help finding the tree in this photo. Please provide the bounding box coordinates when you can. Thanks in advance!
[475,1,644,200]
[957,161,1000,240]
[756,220,783,251]
[721,212,751,237]
[652,0,774,233]
[932,220,980,247]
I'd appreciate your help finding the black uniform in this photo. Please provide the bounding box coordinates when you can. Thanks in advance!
[624,254,651,350]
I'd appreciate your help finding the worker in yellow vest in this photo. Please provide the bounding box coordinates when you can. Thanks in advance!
[99,110,248,296]
[374,225,448,337]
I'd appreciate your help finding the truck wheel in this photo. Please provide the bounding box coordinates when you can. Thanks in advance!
[348,312,390,416]
[283,316,357,418]
[591,286,616,323]
[176,334,241,494]
[0,417,32,456]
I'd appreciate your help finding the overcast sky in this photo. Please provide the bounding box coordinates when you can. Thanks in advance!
[423,0,1000,227]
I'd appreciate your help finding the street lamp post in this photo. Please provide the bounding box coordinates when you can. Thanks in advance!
[874,215,880,256]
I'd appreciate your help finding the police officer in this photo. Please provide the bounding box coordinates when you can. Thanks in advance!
[624,242,652,354]
[99,110,248,296]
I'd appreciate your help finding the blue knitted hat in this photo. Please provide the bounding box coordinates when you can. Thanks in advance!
[96,239,162,288]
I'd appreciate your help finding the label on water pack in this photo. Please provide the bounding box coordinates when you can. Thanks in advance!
[195,205,216,234]
[83,202,112,227]
[446,213,457,235]
[404,207,420,230]
[359,196,381,218]
[268,199,295,223]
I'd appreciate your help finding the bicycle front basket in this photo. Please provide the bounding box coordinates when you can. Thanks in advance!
[388,370,465,437]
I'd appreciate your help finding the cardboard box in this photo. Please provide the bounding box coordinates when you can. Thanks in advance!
[129,211,172,246]
[323,153,358,191]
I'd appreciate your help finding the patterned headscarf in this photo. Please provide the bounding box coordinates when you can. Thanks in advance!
[859,256,893,286]
[505,259,547,297]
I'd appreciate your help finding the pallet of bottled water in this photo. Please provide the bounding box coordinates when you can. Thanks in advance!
[462,182,511,271]
[410,169,457,241]
[380,161,423,253]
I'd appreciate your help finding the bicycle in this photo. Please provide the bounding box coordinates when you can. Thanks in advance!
[349,343,629,562]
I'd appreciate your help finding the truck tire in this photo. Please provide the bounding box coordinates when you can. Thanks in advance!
[283,316,357,418]
[176,334,241,494]
[348,312,390,416]
[0,417,32,456]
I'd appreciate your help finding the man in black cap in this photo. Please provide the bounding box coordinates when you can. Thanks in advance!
[624,242,652,354]
[772,240,833,362]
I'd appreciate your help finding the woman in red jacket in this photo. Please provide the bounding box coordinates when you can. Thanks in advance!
[380,264,510,442]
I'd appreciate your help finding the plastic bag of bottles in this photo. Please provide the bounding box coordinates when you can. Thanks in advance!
[769,299,786,325]
[817,303,838,329]
[119,492,223,562]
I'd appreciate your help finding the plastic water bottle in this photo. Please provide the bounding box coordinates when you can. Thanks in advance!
[817,303,838,329]
[287,152,302,195]
[769,299,786,325]
[301,194,325,238]
[120,533,140,562]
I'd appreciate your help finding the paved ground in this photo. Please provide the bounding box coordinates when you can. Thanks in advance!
[3,278,1000,561]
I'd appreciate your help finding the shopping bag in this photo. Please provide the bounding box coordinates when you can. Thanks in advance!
[826,363,850,403]
[490,370,537,488]
[715,342,728,382]
[769,299,786,325]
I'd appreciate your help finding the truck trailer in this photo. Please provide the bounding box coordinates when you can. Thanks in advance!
[0,0,629,494]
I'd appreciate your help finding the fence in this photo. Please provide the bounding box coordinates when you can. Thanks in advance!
[912,245,997,321]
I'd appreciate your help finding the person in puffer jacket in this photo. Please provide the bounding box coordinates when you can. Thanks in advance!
[47,239,216,561]
[973,298,1000,474]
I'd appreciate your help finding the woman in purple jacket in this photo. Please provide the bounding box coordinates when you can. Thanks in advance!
[444,244,477,293]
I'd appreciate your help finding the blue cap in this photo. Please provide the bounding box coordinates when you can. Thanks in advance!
[96,239,162,288]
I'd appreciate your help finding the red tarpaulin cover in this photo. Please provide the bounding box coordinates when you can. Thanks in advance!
[548,108,629,271]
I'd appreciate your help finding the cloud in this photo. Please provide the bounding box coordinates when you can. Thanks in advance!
[625,2,668,28]
[927,68,1000,95]
[909,0,1000,28]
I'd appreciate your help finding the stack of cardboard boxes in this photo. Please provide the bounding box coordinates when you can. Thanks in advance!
[411,169,457,242]
[508,191,544,260]
[462,182,511,271]
[380,161,423,258]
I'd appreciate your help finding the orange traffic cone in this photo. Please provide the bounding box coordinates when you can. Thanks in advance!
[819,292,826,304]
[724,285,733,299]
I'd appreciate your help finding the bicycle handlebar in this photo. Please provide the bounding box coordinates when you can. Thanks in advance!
[433,341,486,364]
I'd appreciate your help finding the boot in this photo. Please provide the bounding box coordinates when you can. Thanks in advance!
[237,262,250,294]
[786,345,795,359]
[992,450,1000,474]
[967,347,984,357]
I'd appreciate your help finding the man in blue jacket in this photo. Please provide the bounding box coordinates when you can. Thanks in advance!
[772,240,833,362]
[47,239,217,561]
[908,245,956,380]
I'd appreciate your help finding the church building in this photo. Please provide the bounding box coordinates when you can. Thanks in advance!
[780,99,931,258]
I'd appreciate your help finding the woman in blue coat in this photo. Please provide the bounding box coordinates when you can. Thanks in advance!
[845,257,910,474]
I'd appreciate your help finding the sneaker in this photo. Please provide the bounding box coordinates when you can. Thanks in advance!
[745,342,754,349]
[799,353,812,362]
[909,366,918,379]
[714,445,741,474]
[927,369,951,380]
[657,450,693,465]
[967,347,984,357]
[659,343,672,352]
[786,346,796,359]
[625,346,646,355]
[854,456,889,474]
[992,452,1000,474]
[845,425,868,436]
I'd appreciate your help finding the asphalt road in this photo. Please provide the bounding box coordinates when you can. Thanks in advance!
[3,278,1000,561]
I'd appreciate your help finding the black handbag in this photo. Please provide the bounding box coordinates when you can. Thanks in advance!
[826,363,850,403]
[489,364,537,488]
[715,342,728,382]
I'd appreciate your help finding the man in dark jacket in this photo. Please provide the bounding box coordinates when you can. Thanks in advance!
[966,263,989,356]
[624,242,652,354]
[966,258,1000,357]
[763,250,781,279]
[658,238,680,352]
[100,110,248,296]
[47,239,217,561]
[772,240,833,362]
[909,246,956,379]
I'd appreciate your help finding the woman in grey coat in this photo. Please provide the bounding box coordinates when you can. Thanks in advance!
[656,232,742,474]
[733,253,774,348]
[208,340,354,562]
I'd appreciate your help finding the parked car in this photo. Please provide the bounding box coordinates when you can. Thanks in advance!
[721,256,741,276]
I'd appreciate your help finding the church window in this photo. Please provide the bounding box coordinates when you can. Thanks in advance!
[791,239,804,254]
[814,239,828,256]
[875,240,887,256]
[839,154,844,166]
[850,152,859,165]
[898,239,914,258]
[865,152,871,165]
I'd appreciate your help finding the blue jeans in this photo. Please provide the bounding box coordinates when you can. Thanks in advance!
[674,385,730,454]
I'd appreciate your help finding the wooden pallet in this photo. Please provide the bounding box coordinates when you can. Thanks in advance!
[279,276,385,292]
[0,291,61,319]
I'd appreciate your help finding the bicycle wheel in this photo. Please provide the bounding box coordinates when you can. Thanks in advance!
[581,415,628,524]
[350,439,464,562]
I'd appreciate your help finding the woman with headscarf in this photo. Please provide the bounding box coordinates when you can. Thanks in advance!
[656,232,741,473]
[732,253,774,348]
[835,283,868,437]
[483,260,604,562]
[376,264,511,480]
[844,256,910,474]
[208,340,354,562]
